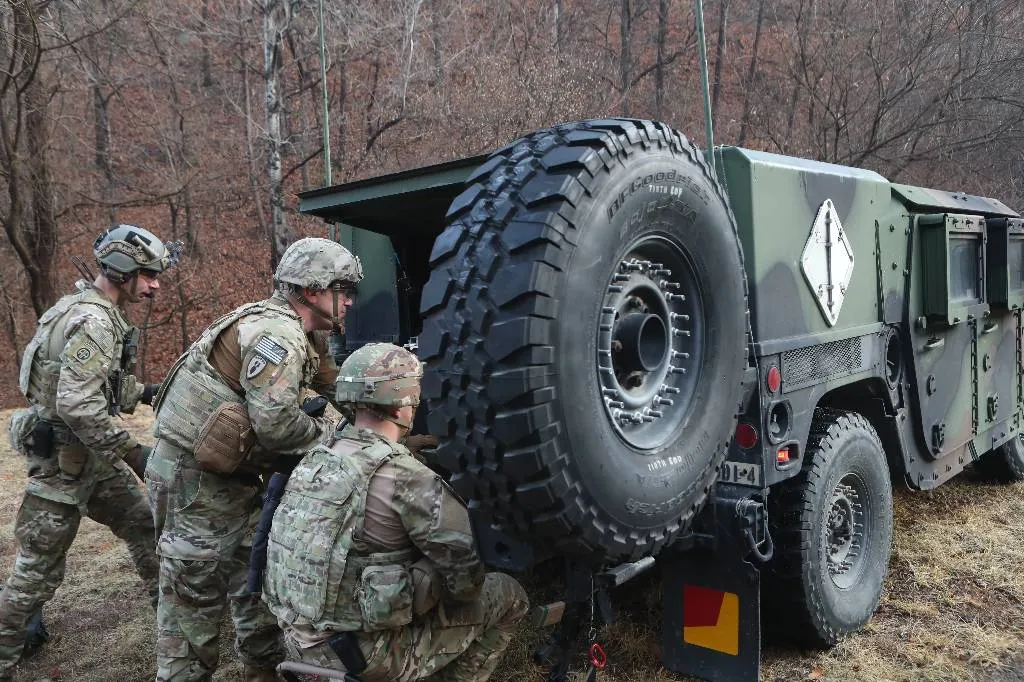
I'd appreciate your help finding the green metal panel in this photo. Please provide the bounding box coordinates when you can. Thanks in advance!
[717,146,891,347]
[333,223,400,346]
[892,184,1019,219]
[298,154,486,237]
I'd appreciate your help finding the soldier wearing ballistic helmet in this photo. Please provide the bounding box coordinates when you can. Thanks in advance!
[145,236,362,682]
[262,343,529,682]
[0,224,180,680]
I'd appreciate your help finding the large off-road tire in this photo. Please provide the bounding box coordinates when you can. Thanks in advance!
[765,409,894,647]
[975,433,1024,482]
[418,119,748,561]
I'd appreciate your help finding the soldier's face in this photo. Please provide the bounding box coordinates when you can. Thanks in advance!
[306,287,355,330]
[127,271,160,302]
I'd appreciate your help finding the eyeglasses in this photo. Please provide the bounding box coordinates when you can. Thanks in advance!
[331,281,359,300]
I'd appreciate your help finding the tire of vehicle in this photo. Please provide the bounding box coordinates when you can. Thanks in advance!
[975,434,1024,482]
[765,408,894,647]
[418,119,748,562]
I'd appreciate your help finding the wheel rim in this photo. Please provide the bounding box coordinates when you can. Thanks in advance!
[596,235,705,449]
[825,473,868,589]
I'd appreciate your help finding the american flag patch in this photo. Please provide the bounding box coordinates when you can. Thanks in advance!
[254,336,288,364]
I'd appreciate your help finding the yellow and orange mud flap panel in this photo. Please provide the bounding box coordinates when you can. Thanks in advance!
[661,489,768,681]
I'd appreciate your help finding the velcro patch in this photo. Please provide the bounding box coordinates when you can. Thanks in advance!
[254,336,288,364]
[246,355,268,379]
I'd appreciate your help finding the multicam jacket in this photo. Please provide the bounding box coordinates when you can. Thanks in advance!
[16,280,144,502]
[263,425,485,633]
[153,292,333,467]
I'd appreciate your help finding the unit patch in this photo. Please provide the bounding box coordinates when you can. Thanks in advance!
[246,355,268,379]
[76,347,93,362]
[254,336,288,364]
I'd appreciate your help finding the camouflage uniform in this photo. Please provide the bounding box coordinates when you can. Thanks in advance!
[0,225,179,680]
[263,344,529,682]
[146,237,361,682]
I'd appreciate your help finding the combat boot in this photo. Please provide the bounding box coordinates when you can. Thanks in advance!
[242,665,280,682]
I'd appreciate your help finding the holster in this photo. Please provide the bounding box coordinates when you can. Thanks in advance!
[327,631,367,675]
[32,421,54,460]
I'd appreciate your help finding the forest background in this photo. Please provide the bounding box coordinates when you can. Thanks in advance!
[1,0,1022,407]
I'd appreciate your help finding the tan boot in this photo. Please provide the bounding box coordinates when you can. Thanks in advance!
[242,665,280,682]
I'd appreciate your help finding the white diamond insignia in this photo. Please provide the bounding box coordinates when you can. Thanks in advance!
[800,199,854,327]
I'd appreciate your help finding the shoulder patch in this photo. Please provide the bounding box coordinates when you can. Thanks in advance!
[254,336,288,364]
[246,355,268,379]
[75,346,93,362]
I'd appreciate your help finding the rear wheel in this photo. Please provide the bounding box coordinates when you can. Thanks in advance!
[765,409,893,646]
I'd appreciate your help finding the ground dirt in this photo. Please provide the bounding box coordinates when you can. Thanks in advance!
[0,409,1021,682]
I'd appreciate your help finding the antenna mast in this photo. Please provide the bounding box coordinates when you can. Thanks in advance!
[694,0,715,171]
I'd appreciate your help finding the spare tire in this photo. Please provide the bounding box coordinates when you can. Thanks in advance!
[418,119,747,562]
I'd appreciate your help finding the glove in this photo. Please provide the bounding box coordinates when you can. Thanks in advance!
[124,444,152,479]
[301,395,328,418]
[140,383,161,406]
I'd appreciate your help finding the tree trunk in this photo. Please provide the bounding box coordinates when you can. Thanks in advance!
[200,0,216,87]
[24,64,58,311]
[619,0,632,116]
[655,0,669,119]
[261,0,295,269]
[711,0,729,123]
[92,84,116,224]
[738,0,766,146]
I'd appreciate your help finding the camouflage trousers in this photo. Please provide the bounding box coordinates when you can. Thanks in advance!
[282,573,528,682]
[0,453,159,678]
[146,439,284,681]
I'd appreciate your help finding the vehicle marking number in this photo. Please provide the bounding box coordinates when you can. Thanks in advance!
[719,461,762,487]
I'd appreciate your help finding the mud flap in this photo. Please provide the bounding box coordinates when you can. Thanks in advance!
[662,488,764,682]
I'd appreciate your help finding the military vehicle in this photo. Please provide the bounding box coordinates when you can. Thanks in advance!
[296,118,1023,681]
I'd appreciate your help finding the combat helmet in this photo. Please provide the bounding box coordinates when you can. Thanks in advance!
[337,343,422,428]
[275,237,363,290]
[93,224,181,283]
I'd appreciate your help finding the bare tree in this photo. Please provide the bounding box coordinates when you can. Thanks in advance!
[0,1,58,315]
[256,0,297,268]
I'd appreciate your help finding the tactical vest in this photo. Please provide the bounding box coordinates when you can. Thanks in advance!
[18,281,131,422]
[263,435,419,632]
[153,299,292,452]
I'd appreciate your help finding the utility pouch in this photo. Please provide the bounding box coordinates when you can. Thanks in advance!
[57,442,88,478]
[9,409,39,458]
[438,596,486,627]
[357,564,413,631]
[409,558,441,616]
[32,419,54,460]
[194,402,255,474]
[326,631,367,674]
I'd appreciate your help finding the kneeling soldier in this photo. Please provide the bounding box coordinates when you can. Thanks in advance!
[263,343,529,681]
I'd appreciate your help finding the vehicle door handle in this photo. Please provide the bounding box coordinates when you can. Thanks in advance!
[924,336,945,350]
[982,322,998,334]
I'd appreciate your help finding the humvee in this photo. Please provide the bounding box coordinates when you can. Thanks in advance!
[297,119,1023,681]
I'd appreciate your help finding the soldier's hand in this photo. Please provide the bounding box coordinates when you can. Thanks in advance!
[140,383,161,406]
[124,444,152,479]
[301,395,328,418]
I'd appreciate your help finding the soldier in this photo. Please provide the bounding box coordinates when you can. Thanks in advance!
[145,237,361,682]
[0,225,180,680]
[262,343,529,682]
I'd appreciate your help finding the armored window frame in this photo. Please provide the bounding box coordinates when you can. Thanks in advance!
[985,217,1024,311]
[918,213,988,326]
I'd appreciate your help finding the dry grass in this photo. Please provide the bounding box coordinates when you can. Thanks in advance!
[0,409,1021,682]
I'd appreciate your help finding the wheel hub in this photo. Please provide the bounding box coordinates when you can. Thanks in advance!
[826,478,864,583]
[597,242,703,449]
